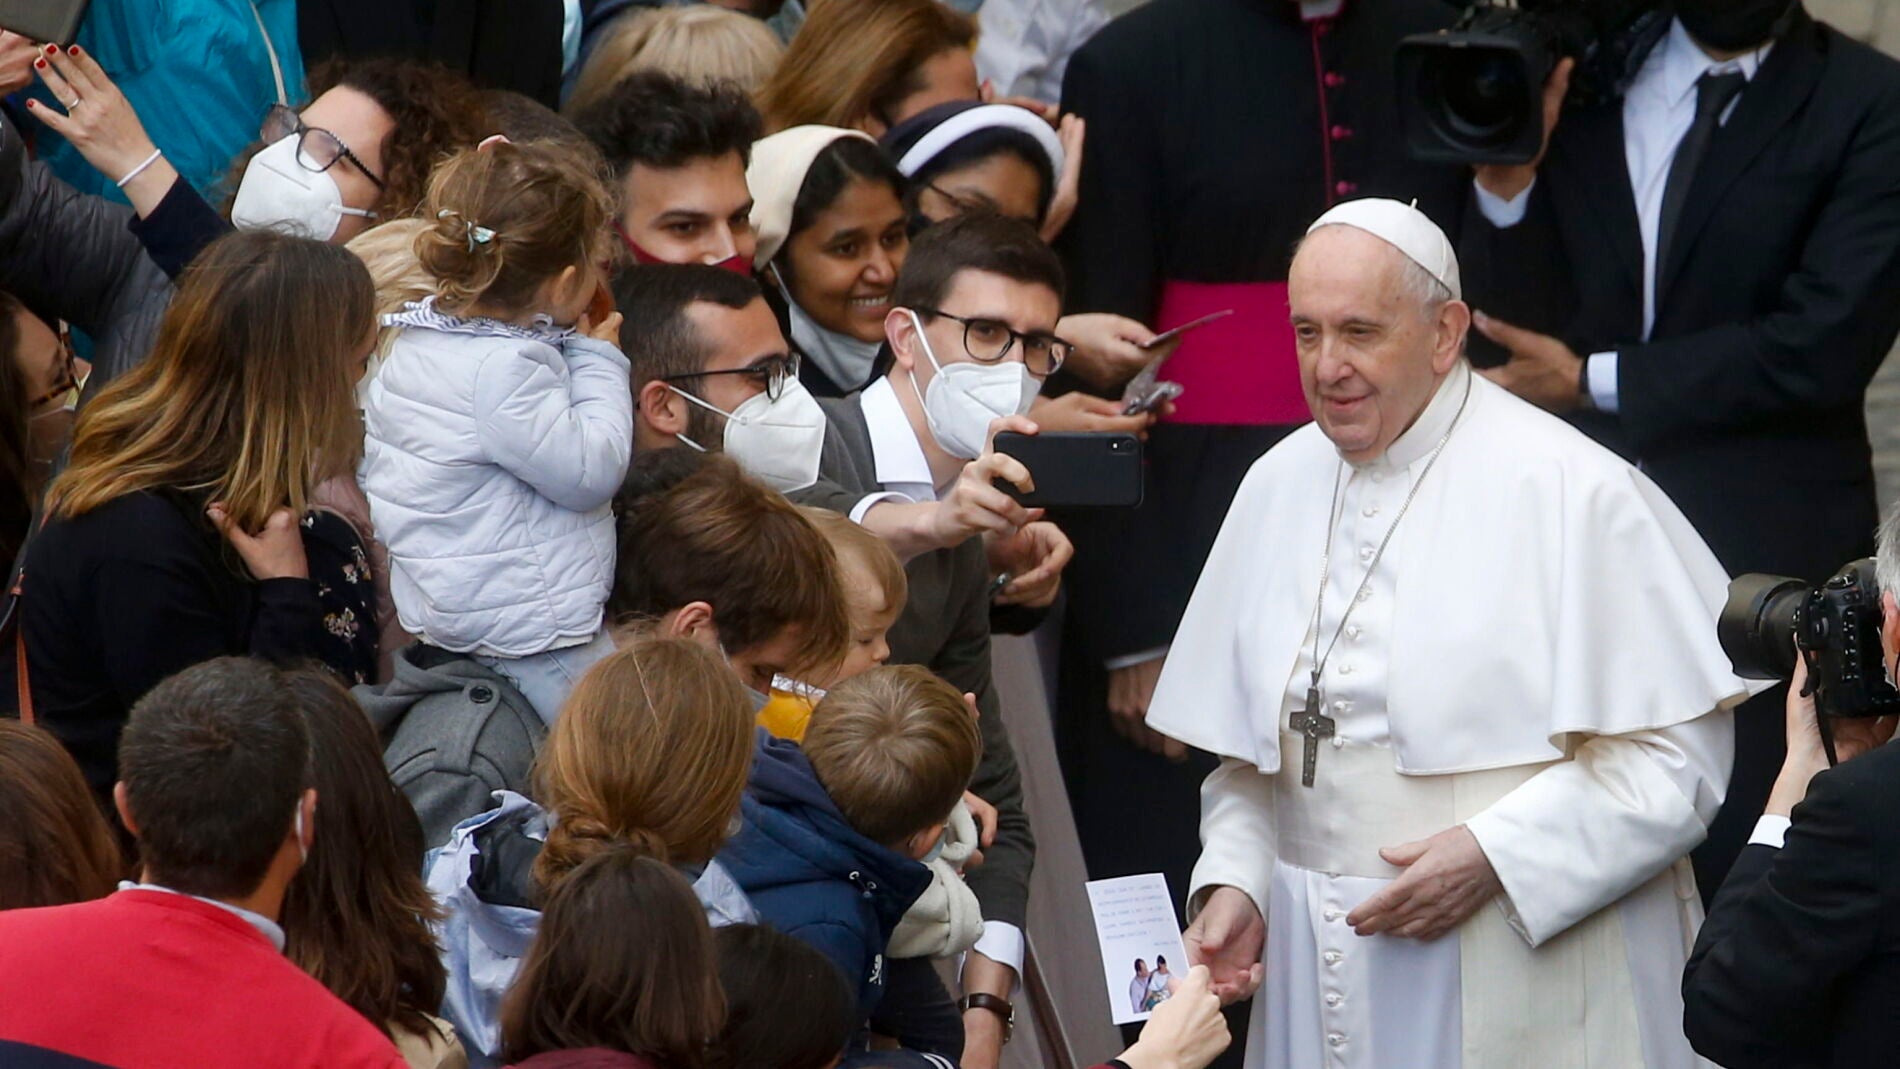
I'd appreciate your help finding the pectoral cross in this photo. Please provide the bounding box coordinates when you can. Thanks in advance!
[1289,685,1335,788]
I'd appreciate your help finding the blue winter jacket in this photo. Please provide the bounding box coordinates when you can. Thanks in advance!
[717,731,933,1021]
[28,0,303,205]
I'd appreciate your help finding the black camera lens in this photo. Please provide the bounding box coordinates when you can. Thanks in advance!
[1437,51,1533,143]
[1719,573,1808,681]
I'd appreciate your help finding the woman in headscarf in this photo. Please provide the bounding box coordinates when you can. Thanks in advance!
[746,127,910,399]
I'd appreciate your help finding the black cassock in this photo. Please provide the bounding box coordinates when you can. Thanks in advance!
[1051,0,1465,913]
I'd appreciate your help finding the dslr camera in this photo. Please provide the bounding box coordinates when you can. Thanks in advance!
[1396,0,1670,164]
[1720,560,1900,733]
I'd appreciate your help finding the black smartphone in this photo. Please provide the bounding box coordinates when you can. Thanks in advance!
[0,0,91,47]
[992,432,1144,509]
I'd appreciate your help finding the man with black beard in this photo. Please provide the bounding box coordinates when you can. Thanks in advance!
[1461,0,1900,897]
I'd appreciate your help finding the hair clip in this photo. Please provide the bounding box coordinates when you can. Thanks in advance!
[437,208,497,252]
[477,133,513,151]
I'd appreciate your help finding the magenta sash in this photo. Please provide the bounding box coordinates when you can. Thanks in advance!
[1153,281,1310,426]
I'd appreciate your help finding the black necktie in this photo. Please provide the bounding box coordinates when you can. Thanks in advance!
[1657,70,1749,276]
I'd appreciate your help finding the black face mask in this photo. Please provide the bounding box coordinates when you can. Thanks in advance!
[1675,0,1793,52]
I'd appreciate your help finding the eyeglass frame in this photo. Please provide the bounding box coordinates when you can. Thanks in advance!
[660,352,803,403]
[26,324,84,414]
[908,307,1070,378]
[261,103,388,190]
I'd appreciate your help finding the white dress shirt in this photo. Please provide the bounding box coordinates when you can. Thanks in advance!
[1475,18,1772,412]
[853,375,1027,984]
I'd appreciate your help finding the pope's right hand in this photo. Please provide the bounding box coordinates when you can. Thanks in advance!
[1185,886,1266,1006]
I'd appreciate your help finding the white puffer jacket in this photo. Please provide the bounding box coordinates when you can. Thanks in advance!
[361,301,632,657]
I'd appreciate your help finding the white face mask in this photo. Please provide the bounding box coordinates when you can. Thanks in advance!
[292,803,309,864]
[905,310,1039,460]
[231,135,378,241]
[670,376,828,493]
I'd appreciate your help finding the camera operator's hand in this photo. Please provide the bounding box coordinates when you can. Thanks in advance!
[1767,659,1899,816]
[1474,57,1574,203]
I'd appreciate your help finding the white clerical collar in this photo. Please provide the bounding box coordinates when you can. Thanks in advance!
[1359,360,1471,473]
[1657,17,1773,109]
[861,376,937,499]
[122,880,287,951]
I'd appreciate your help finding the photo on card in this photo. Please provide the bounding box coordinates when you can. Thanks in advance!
[1086,873,1190,1025]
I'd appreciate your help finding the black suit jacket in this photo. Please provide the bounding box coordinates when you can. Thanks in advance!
[1682,741,1900,1068]
[791,394,1036,930]
[1461,8,1900,583]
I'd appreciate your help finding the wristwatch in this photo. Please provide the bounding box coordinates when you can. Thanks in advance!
[959,992,1016,1044]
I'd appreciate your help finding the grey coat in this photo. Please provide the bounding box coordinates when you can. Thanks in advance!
[793,392,1036,930]
[358,643,546,850]
[0,111,171,394]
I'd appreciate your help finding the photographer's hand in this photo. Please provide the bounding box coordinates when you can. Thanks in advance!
[1767,660,1899,816]
[1473,57,1574,203]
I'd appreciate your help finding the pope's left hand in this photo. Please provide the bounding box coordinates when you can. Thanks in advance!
[1346,825,1501,942]
[987,519,1073,608]
[1473,311,1584,414]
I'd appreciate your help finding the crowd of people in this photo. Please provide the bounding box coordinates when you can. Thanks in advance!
[2,1,1900,1069]
[0,2,1217,1069]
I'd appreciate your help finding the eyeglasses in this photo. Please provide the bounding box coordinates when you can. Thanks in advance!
[26,325,85,414]
[911,308,1070,377]
[663,353,802,402]
[261,104,387,190]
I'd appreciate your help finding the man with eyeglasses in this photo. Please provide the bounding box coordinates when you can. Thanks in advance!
[792,212,1072,1069]
[615,262,828,494]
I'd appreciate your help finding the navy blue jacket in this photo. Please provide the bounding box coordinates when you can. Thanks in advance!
[716,731,932,1020]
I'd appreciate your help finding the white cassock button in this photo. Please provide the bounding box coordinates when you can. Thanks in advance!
[1324,951,1343,965]
[1362,505,1380,517]
[1371,470,1385,483]
[1356,587,1372,603]
[1328,1033,1346,1047]
[1331,736,1345,748]
[1338,663,1354,675]
[1323,909,1342,922]
[1332,699,1351,712]
[1326,993,1343,1007]
[1358,546,1375,563]
[1346,625,1362,640]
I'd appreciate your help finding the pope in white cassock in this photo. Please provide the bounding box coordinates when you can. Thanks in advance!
[1145,198,1759,1069]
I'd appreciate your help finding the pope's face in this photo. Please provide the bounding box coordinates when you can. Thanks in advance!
[1289,226,1468,464]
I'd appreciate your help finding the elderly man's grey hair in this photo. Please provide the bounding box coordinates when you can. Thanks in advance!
[1299,224,1453,317]
[1876,499,1900,599]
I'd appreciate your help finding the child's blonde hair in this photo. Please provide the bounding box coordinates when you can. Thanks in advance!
[798,506,907,620]
[803,665,981,847]
[414,140,615,315]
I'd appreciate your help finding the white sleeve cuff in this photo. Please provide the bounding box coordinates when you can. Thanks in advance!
[848,491,914,525]
[1104,646,1170,672]
[969,921,1025,991]
[1749,814,1792,849]
[1473,177,1535,228]
[1587,351,1619,413]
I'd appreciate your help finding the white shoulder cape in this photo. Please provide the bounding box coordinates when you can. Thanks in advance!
[1147,371,1758,775]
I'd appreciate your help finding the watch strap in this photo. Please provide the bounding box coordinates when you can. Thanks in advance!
[959,992,1015,1043]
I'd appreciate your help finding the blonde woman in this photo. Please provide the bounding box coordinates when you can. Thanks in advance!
[19,229,377,802]
[566,5,785,117]
[424,636,759,1066]
[755,0,977,134]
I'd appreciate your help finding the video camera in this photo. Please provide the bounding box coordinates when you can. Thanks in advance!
[1720,560,1900,757]
[1396,0,1671,164]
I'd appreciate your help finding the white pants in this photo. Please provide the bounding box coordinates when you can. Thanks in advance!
[473,631,616,725]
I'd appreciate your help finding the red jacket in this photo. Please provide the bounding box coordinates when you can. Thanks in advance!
[0,889,407,1069]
